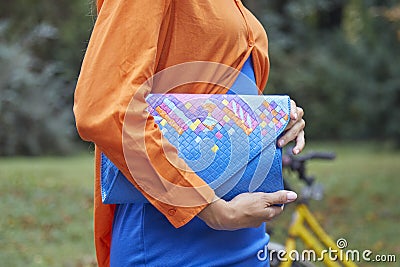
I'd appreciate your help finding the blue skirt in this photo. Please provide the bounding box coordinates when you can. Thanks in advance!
[110,203,270,266]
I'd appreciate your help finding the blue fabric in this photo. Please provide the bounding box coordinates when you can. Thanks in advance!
[111,204,269,266]
[228,56,257,95]
[101,153,148,204]
[109,57,270,266]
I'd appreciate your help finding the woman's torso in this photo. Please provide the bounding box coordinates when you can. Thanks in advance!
[99,1,272,266]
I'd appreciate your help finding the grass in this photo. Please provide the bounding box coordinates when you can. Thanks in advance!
[0,142,399,266]
[0,154,96,267]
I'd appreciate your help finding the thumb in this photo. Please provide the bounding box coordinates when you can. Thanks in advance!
[267,190,298,205]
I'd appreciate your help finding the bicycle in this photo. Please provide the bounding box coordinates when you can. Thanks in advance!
[268,148,359,267]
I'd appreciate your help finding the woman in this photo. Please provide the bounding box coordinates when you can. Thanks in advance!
[74,1,305,266]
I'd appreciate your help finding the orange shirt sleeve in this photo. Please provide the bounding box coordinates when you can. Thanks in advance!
[74,0,215,228]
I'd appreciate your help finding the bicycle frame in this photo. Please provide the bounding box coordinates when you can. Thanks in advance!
[279,204,358,267]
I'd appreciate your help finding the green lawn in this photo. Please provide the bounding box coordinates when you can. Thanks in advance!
[0,154,96,267]
[0,143,399,266]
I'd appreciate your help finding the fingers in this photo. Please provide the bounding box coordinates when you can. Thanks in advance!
[259,190,297,221]
[294,106,304,122]
[262,190,298,206]
[205,191,298,230]
[264,205,285,220]
[290,100,298,121]
[292,129,305,155]
[285,106,304,130]
[288,100,304,120]
[278,118,306,151]
[278,98,305,152]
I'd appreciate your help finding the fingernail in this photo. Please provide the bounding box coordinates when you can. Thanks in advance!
[293,148,300,155]
[286,192,298,202]
[279,140,285,147]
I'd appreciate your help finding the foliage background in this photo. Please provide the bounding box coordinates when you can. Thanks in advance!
[246,0,400,144]
[1,0,400,156]
[0,0,94,156]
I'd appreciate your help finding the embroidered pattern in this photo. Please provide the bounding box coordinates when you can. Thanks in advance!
[146,94,289,151]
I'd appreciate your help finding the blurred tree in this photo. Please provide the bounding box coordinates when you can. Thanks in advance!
[0,23,75,155]
[0,0,94,155]
[0,0,94,77]
[244,0,400,146]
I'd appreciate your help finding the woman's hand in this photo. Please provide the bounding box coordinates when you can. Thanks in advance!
[197,190,297,230]
[278,99,305,155]
[197,99,303,231]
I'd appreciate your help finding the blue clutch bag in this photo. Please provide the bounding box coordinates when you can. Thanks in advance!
[101,94,290,204]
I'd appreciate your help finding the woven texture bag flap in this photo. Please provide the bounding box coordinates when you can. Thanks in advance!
[101,94,290,203]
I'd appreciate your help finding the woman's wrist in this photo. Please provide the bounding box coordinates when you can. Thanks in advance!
[197,197,234,230]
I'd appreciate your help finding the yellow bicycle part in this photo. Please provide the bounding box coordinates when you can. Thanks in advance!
[278,204,358,267]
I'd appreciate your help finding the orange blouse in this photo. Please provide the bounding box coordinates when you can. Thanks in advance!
[74,0,270,265]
